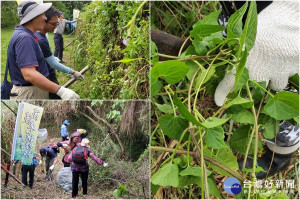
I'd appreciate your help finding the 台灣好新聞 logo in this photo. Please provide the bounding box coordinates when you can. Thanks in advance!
[223,177,241,194]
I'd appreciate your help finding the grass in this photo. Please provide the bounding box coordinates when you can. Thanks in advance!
[1,25,76,85]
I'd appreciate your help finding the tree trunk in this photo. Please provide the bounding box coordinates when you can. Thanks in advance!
[151,28,192,60]
[84,106,125,156]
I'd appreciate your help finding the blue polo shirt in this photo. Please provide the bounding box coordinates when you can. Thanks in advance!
[44,147,57,158]
[35,32,56,81]
[7,26,49,85]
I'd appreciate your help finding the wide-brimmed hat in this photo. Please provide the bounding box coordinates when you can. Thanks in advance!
[17,1,52,25]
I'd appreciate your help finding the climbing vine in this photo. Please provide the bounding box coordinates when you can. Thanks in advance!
[151,1,299,199]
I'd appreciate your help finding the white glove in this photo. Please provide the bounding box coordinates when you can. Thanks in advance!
[73,71,84,80]
[214,1,299,106]
[49,165,54,170]
[62,143,68,147]
[39,160,42,165]
[56,86,80,100]
[103,162,108,167]
[54,57,60,62]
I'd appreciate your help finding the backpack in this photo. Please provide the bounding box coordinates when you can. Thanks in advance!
[32,154,38,166]
[72,146,88,164]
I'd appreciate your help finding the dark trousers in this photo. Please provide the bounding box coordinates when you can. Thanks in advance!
[72,171,88,197]
[62,136,68,141]
[54,34,64,60]
[48,76,61,99]
[62,154,70,167]
[45,156,54,179]
[21,165,35,188]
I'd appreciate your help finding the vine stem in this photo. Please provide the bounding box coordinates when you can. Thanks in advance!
[246,80,259,198]
[156,53,221,61]
[165,86,176,116]
[248,79,274,98]
[193,52,222,112]
[151,146,245,182]
[178,35,191,57]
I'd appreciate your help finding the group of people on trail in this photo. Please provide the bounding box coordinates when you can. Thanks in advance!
[20,119,108,198]
[6,1,82,100]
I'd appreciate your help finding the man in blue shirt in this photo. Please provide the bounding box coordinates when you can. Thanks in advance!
[35,6,84,99]
[7,1,79,100]
[39,145,59,181]
[61,120,70,141]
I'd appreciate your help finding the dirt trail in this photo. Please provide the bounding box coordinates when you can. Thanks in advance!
[1,137,113,199]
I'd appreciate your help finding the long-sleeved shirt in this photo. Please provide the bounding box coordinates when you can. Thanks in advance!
[61,124,68,137]
[54,19,77,35]
[67,147,104,172]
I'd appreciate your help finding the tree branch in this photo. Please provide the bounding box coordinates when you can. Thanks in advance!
[151,146,245,182]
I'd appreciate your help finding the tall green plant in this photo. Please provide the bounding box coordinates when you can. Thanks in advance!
[151,1,299,199]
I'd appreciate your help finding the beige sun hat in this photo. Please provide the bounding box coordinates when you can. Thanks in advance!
[81,138,90,148]
[17,1,52,25]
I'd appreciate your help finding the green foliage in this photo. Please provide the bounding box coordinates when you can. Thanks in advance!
[151,163,179,187]
[1,1,19,28]
[158,114,189,140]
[113,184,129,199]
[151,1,298,198]
[73,1,149,99]
[264,91,299,120]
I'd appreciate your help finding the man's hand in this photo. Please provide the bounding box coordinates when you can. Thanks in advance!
[56,86,80,100]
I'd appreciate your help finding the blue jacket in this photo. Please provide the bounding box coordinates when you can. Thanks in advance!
[61,124,68,137]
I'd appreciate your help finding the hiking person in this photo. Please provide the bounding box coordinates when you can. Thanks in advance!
[61,120,71,141]
[7,1,79,100]
[21,153,38,189]
[39,144,59,181]
[215,1,299,178]
[35,6,84,99]
[54,12,77,63]
[67,138,108,198]
[57,131,82,167]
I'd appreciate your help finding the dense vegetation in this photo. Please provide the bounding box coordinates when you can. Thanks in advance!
[72,1,149,99]
[150,1,299,199]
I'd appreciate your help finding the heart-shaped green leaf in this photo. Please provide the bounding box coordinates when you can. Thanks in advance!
[151,163,179,187]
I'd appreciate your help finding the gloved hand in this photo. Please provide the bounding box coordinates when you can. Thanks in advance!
[103,162,108,167]
[73,71,84,80]
[77,129,86,134]
[62,143,68,147]
[214,1,299,106]
[39,160,42,165]
[56,86,80,100]
[49,165,54,170]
